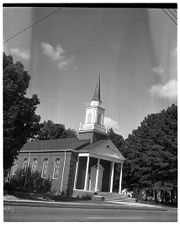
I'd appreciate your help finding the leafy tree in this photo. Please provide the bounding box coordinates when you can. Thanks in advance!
[3,52,40,170]
[108,128,124,150]
[64,128,78,138]
[124,104,177,199]
[37,120,77,140]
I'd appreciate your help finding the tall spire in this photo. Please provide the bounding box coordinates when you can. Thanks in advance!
[92,73,102,103]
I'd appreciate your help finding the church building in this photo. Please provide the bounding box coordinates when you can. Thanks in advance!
[10,76,125,197]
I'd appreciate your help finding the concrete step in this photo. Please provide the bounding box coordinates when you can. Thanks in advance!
[96,192,136,202]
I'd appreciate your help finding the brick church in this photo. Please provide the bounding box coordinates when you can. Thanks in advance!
[10,76,125,197]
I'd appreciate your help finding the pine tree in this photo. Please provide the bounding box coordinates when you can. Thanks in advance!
[124,104,177,199]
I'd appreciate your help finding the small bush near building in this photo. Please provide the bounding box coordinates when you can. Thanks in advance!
[81,194,92,200]
[4,167,52,194]
[133,188,177,207]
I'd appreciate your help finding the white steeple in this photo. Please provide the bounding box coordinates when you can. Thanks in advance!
[78,75,107,139]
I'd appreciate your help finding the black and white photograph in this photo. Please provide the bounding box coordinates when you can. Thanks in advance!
[3,2,177,222]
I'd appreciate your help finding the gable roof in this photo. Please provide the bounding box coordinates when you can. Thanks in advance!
[21,138,90,152]
[78,139,125,161]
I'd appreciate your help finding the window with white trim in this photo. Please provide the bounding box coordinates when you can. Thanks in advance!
[12,160,18,176]
[21,158,28,176]
[53,158,60,179]
[41,159,48,178]
[31,158,37,173]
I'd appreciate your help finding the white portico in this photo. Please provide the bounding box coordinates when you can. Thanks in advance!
[75,75,125,194]
[73,139,125,193]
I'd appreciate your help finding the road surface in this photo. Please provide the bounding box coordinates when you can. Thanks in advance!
[4,203,177,222]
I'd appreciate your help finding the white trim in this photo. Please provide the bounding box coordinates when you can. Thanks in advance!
[52,158,60,179]
[21,149,75,153]
[119,163,123,194]
[73,156,79,189]
[95,158,100,192]
[110,162,114,193]
[31,158,37,174]
[89,152,124,163]
[60,151,67,193]
[21,158,28,176]
[78,153,89,157]
[12,160,18,176]
[41,159,48,178]
[84,156,90,190]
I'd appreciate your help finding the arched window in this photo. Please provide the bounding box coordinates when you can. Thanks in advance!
[22,158,28,176]
[87,113,92,123]
[53,158,60,179]
[41,158,48,178]
[12,160,18,176]
[31,158,37,173]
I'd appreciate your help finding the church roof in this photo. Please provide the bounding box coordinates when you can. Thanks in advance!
[78,139,125,161]
[92,74,102,103]
[21,138,90,152]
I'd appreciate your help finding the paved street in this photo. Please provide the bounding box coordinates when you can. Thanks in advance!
[4,202,177,222]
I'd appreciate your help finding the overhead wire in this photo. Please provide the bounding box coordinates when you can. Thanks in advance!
[168,9,177,20]
[3,7,61,44]
[4,7,177,44]
[162,9,177,25]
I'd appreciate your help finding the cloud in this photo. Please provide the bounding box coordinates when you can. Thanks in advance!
[104,116,120,131]
[10,48,30,61]
[149,79,177,101]
[171,47,177,58]
[170,47,177,80]
[152,65,164,76]
[41,42,73,70]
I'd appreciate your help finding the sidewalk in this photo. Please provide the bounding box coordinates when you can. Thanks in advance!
[4,194,167,211]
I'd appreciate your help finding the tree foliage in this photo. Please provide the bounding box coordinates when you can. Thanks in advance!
[5,167,52,194]
[108,128,124,150]
[3,52,40,170]
[36,120,77,140]
[124,104,177,193]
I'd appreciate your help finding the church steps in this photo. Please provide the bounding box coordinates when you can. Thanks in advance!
[96,192,136,202]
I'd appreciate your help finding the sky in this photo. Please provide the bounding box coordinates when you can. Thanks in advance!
[3,7,177,138]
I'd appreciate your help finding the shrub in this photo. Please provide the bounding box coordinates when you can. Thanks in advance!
[4,182,16,193]
[82,194,92,200]
[4,167,52,194]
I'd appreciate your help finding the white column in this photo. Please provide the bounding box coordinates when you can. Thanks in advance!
[119,163,123,194]
[95,158,100,192]
[110,161,114,193]
[84,156,90,190]
[73,156,79,189]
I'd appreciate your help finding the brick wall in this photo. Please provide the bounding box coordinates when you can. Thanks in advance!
[66,152,78,196]
[14,150,77,195]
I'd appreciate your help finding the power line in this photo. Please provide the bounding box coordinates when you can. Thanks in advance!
[3,8,62,44]
[172,9,177,15]
[162,9,177,25]
[168,9,177,20]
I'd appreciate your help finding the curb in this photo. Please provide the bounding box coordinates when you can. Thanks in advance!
[4,200,167,211]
